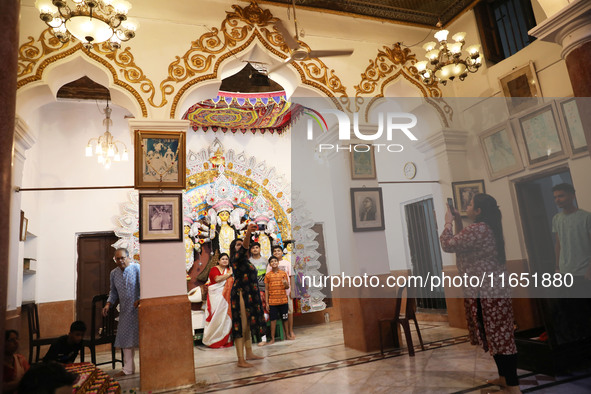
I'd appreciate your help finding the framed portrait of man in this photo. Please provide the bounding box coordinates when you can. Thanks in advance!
[350,187,384,232]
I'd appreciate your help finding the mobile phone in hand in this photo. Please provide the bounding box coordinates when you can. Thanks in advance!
[447,198,454,210]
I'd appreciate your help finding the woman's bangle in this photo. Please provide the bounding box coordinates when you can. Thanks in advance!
[444,222,453,228]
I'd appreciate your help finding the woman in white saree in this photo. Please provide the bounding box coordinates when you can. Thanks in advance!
[203,253,234,348]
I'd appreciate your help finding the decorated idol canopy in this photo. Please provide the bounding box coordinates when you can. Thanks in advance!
[113,138,327,313]
[182,91,303,134]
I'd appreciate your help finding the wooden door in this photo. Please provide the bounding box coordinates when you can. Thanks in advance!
[76,233,119,330]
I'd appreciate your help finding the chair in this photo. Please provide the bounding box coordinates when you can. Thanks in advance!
[378,285,425,356]
[83,294,123,368]
[22,303,61,364]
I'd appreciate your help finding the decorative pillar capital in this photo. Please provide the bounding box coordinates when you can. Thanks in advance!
[529,0,591,59]
[13,117,35,163]
[415,129,469,158]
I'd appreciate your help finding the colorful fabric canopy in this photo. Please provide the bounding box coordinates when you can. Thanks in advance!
[182,91,303,134]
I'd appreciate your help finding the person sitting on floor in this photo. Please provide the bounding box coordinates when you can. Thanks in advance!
[18,361,77,394]
[3,329,30,394]
[42,321,86,364]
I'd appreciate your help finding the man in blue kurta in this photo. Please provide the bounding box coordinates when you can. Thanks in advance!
[102,248,140,377]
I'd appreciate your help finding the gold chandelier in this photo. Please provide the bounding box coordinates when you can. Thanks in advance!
[86,101,129,169]
[415,26,482,86]
[35,0,138,50]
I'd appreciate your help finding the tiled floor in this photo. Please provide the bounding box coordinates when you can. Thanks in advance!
[94,321,591,393]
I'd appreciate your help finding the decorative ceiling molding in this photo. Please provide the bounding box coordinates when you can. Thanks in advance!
[16,1,448,119]
[259,0,479,28]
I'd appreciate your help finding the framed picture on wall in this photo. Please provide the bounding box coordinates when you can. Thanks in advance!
[499,62,540,115]
[479,122,524,180]
[452,180,485,217]
[558,98,588,156]
[134,130,186,189]
[518,103,567,167]
[20,211,28,242]
[349,144,377,179]
[350,187,384,232]
[139,193,183,242]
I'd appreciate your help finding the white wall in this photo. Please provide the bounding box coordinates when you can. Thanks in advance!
[19,100,295,303]
[20,101,134,303]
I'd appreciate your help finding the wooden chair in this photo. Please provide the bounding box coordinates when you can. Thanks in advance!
[22,303,61,364]
[83,294,123,368]
[378,285,425,356]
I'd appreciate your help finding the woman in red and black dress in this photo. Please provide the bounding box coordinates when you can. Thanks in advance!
[440,193,520,393]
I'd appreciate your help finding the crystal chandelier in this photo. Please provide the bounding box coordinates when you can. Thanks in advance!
[35,0,138,50]
[415,26,482,86]
[86,101,129,169]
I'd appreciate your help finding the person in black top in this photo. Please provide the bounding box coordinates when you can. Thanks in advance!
[42,321,86,364]
[230,222,266,368]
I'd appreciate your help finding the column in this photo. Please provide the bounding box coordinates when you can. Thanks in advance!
[8,118,36,312]
[416,128,469,328]
[529,0,591,154]
[0,0,20,384]
[128,119,196,391]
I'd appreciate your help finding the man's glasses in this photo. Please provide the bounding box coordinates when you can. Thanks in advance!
[113,256,128,262]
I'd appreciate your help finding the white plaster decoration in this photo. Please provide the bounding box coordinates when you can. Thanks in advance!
[113,190,140,259]
[529,0,591,58]
[291,192,326,312]
[415,129,469,158]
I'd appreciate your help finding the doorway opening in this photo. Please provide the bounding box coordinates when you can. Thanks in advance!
[76,232,119,329]
[515,167,574,275]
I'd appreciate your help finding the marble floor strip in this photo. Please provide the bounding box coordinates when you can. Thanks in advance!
[92,321,591,393]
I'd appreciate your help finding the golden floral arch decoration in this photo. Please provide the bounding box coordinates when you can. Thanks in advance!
[17,31,149,117]
[16,1,350,118]
[354,43,452,126]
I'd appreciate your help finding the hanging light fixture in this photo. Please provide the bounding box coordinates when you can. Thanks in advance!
[415,24,482,86]
[85,101,129,169]
[34,0,138,50]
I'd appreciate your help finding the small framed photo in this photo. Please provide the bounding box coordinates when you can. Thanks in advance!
[518,103,566,167]
[350,145,377,179]
[350,187,384,232]
[452,180,486,217]
[20,211,28,241]
[139,193,183,242]
[479,122,524,180]
[134,130,186,189]
[557,98,588,157]
[499,61,540,115]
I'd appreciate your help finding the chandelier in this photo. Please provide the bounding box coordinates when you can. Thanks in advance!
[34,0,138,50]
[415,26,482,86]
[85,101,129,169]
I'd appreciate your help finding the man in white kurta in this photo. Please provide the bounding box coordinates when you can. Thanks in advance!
[102,248,140,377]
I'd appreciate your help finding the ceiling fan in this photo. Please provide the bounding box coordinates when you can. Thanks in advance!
[268,0,354,74]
